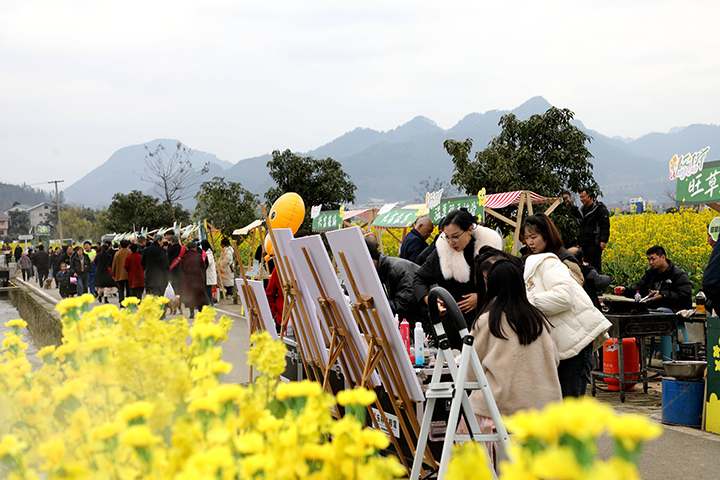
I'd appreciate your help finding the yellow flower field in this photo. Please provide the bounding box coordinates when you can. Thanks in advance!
[604,208,717,293]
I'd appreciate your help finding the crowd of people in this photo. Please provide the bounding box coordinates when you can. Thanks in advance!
[5,232,236,319]
[365,192,701,436]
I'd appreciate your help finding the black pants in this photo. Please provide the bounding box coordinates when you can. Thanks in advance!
[205,285,215,305]
[117,280,130,303]
[22,269,31,281]
[581,243,603,273]
[37,267,49,286]
[129,287,144,299]
[557,343,593,398]
[146,286,164,297]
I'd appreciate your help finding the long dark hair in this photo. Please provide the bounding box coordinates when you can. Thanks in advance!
[478,260,551,345]
[520,213,564,254]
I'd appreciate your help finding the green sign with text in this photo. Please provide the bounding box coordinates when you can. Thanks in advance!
[371,209,418,228]
[312,211,342,231]
[429,196,485,224]
[676,160,720,205]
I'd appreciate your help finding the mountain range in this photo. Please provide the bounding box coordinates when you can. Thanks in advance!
[62,96,720,209]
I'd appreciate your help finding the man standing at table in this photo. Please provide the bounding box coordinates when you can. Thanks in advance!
[399,216,434,264]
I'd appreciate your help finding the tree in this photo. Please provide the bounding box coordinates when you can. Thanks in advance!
[141,142,210,222]
[444,107,598,241]
[264,150,357,230]
[100,190,191,233]
[53,205,94,243]
[413,176,459,203]
[194,177,259,236]
[8,210,30,238]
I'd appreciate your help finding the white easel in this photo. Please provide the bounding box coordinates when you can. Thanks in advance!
[410,287,513,480]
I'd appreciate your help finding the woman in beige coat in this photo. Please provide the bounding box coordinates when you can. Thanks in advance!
[217,238,235,298]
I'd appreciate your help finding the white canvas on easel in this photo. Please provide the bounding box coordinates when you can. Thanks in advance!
[235,278,279,340]
[326,227,424,402]
[290,235,381,387]
[271,228,329,368]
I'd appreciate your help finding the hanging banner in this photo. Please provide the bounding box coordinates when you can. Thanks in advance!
[371,209,418,228]
[425,189,443,210]
[377,203,398,216]
[670,146,710,181]
[429,195,485,225]
[312,210,342,231]
[311,204,323,219]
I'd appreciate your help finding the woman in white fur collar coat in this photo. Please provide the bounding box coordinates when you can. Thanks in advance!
[413,208,503,349]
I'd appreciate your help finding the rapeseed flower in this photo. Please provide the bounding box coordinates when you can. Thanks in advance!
[336,387,376,406]
[4,319,27,329]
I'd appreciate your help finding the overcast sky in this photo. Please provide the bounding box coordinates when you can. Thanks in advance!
[2,0,719,193]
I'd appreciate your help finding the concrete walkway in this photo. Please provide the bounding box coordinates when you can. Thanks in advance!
[13,276,251,385]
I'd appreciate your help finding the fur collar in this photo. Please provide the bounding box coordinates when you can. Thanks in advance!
[436,225,503,283]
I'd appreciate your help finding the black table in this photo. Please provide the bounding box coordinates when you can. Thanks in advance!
[590,312,679,402]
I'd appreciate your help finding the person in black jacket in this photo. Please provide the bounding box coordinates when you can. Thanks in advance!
[365,239,425,331]
[568,190,610,273]
[704,233,720,315]
[616,245,692,312]
[141,235,170,297]
[33,244,50,286]
[70,246,92,294]
[568,246,611,311]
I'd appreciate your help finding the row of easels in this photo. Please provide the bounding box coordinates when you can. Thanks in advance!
[232,206,438,476]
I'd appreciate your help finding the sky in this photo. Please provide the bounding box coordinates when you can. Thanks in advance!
[2,0,720,194]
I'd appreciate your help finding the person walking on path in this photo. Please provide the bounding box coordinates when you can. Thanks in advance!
[56,261,75,298]
[94,244,118,303]
[14,245,22,263]
[141,235,169,297]
[180,242,208,319]
[124,243,145,300]
[112,239,132,304]
[18,252,32,281]
[201,240,217,306]
[217,238,235,299]
[168,235,185,304]
[33,244,49,286]
[70,246,92,295]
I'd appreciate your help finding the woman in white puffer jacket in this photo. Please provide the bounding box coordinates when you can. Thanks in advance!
[522,213,611,398]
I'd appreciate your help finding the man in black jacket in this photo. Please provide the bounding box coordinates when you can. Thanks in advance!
[142,234,170,297]
[70,246,92,295]
[33,244,50,286]
[617,245,692,312]
[569,190,610,273]
[366,240,425,331]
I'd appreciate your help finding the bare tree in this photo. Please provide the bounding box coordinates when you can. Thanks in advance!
[413,176,458,203]
[141,142,210,222]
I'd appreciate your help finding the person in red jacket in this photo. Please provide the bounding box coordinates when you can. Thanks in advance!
[265,268,283,333]
[124,243,145,300]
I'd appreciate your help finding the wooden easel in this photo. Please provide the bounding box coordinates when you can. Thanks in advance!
[260,205,326,387]
[336,250,438,475]
[299,244,418,474]
[231,247,265,380]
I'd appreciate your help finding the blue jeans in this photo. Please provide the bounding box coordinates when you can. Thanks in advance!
[558,343,593,398]
[76,273,90,295]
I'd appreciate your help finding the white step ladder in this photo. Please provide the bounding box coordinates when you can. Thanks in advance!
[410,287,513,480]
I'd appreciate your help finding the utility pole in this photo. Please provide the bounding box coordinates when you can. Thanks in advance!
[48,180,64,247]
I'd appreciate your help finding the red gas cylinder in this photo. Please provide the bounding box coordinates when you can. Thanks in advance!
[603,338,640,391]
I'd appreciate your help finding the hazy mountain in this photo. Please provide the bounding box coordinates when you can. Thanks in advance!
[0,183,58,213]
[60,97,720,210]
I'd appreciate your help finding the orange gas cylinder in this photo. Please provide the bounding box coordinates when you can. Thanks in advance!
[602,338,640,391]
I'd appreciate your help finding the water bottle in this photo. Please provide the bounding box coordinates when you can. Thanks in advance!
[634,290,642,302]
[696,289,707,316]
[400,319,410,356]
[414,322,425,366]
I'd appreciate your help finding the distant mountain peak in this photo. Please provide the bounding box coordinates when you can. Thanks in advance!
[511,96,553,119]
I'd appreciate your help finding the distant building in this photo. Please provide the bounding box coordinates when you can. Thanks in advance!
[0,216,8,237]
[2,202,54,230]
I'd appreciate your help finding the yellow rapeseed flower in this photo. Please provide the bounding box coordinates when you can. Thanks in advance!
[608,414,663,451]
[445,442,492,480]
[188,396,220,415]
[118,401,155,423]
[336,387,377,407]
[120,425,161,448]
[531,446,585,479]
[235,432,264,454]
[91,421,126,441]
[36,345,56,360]
[0,434,27,458]
[191,323,225,341]
[4,319,27,329]
[38,438,66,468]
[121,297,141,307]
[276,380,322,400]
[359,428,390,450]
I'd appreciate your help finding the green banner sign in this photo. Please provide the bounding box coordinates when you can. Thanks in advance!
[429,196,485,224]
[676,160,720,205]
[371,209,418,228]
[312,210,342,231]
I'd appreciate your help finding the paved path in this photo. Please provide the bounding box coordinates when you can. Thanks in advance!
[13,276,251,385]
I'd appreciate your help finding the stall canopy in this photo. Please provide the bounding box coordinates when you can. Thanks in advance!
[232,219,264,236]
